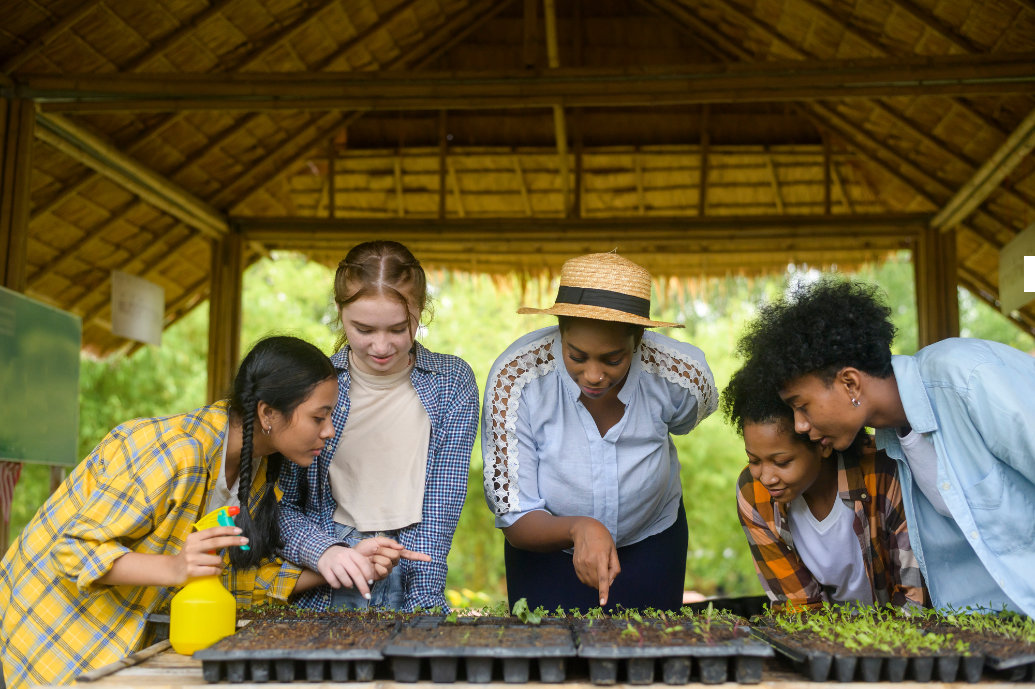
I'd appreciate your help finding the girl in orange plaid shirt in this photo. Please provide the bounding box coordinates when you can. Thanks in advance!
[722,359,925,612]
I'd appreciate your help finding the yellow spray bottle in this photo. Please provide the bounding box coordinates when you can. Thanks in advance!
[169,505,245,655]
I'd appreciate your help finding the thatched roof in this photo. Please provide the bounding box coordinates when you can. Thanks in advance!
[2,0,1034,356]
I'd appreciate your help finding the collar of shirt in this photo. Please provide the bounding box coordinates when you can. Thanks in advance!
[555,329,643,406]
[331,340,440,375]
[773,450,870,532]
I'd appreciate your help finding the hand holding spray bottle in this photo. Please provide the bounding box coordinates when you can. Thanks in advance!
[169,506,247,655]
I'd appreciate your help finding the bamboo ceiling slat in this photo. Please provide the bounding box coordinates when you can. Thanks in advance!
[4,0,1035,353]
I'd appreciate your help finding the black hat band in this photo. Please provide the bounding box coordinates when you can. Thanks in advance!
[555,285,651,318]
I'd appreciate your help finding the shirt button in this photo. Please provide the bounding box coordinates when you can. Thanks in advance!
[860,492,868,500]
[941,482,950,491]
[970,531,979,539]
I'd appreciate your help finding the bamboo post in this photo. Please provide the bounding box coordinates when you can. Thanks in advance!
[914,225,960,347]
[1,98,34,292]
[206,230,244,403]
[0,97,35,553]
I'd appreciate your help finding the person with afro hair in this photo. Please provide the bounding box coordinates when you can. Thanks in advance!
[722,360,924,612]
[736,276,1035,617]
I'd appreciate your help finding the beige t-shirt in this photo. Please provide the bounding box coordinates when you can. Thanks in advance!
[330,354,431,531]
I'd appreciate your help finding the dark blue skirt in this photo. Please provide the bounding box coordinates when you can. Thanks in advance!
[504,500,688,613]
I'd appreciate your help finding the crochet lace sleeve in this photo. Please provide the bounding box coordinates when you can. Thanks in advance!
[639,337,717,429]
[483,338,557,517]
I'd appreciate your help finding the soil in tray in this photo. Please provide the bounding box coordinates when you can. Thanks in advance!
[576,618,747,647]
[393,623,574,649]
[206,618,398,651]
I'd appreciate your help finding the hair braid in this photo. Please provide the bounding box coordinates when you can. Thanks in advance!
[227,335,334,570]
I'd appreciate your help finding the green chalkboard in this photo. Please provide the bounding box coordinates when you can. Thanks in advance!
[0,286,80,466]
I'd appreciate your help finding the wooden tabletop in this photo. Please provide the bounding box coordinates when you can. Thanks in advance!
[42,647,1025,689]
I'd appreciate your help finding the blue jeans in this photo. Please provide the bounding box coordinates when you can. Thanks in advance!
[328,522,406,610]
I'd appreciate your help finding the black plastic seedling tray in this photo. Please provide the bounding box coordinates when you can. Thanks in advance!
[574,619,773,685]
[194,618,399,683]
[751,626,986,683]
[382,616,577,683]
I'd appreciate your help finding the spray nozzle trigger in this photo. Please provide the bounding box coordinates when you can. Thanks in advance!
[194,506,250,551]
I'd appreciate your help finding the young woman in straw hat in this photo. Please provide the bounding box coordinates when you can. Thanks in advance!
[482,253,717,611]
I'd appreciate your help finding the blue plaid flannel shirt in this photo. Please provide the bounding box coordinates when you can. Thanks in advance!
[278,341,479,611]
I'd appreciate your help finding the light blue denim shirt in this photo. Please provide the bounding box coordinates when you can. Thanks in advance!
[875,338,1035,616]
[482,326,717,547]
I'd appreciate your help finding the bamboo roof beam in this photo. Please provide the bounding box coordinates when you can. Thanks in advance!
[523,0,538,69]
[930,106,1035,233]
[394,157,405,217]
[831,159,854,213]
[543,0,571,217]
[237,213,930,246]
[121,0,238,72]
[2,0,104,74]
[885,0,984,54]
[448,160,465,218]
[222,0,516,213]
[33,113,228,238]
[635,152,646,215]
[648,0,1021,247]
[765,149,785,214]
[29,0,376,222]
[20,52,1035,113]
[514,156,533,216]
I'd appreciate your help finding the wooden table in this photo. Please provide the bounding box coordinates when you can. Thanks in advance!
[49,645,1025,689]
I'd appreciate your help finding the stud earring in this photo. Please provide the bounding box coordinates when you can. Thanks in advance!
[851,397,861,408]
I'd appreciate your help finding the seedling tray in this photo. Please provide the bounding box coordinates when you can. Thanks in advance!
[194,618,399,683]
[751,625,985,683]
[382,616,577,683]
[574,618,773,685]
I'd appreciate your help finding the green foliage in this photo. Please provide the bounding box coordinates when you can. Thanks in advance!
[511,597,542,624]
[765,603,972,656]
[9,251,1034,612]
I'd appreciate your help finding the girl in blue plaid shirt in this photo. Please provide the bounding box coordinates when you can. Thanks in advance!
[278,241,479,612]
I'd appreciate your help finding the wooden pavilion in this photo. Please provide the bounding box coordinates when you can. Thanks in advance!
[1,0,1034,403]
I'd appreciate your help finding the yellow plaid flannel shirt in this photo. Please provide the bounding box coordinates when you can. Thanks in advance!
[0,402,301,689]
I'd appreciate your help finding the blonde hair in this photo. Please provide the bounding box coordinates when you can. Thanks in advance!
[333,241,427,352]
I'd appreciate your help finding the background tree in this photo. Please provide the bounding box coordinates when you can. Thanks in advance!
[9,252,1032,605]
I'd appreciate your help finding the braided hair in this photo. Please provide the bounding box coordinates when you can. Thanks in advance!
[332,240,429,353]
[227,335,335,568]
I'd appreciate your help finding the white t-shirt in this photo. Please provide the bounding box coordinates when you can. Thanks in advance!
[204,435,240,515]
[787,495,873,605]
[897,428,952,517]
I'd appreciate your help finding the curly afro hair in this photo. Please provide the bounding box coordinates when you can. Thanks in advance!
[721,360,793,436]
[736,276,896,389]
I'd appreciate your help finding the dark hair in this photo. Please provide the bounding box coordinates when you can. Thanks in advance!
[721,360,794,436]
[333,241,428,353]
[227,335,336,568]
[736,276,896,389]
[722,358,870,459]
[557,315,646,348]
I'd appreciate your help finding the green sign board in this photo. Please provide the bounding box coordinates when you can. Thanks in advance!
[0,286,80,466]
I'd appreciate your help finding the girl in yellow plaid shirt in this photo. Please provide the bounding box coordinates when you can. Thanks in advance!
[0,336,426,689]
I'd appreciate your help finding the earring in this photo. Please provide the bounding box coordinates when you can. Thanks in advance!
[851,397,861,408]
[263,425,271,436]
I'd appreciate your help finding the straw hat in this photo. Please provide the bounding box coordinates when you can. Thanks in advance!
[518,253,682,328]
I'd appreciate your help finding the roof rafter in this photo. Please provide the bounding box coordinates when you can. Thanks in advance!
[2,0,105,74]
[33,113,228,238]
[19,52,1035,113]
[931,106,1035,232]
[220,0,516,213]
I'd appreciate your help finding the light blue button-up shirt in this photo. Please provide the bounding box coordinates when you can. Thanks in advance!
[875,338,1035,616]
[482,326,717,547]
